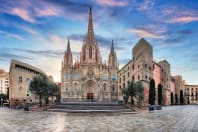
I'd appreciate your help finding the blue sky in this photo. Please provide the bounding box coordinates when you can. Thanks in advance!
[0,0,198,84]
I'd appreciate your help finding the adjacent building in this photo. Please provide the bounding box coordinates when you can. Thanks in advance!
[184,85,198,104]
[118,38,171,105]
[61,8,118,102]
[0,69,9,94]
[9,59,46,106]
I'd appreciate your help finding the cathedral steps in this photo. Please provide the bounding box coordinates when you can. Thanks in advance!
[47,102,132,113]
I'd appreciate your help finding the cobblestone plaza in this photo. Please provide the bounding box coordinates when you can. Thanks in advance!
[0,105,198,132]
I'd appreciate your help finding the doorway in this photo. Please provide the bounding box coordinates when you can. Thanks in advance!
[87,93,94,100]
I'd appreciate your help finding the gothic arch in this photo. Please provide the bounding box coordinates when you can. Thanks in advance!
[89,47,92,58]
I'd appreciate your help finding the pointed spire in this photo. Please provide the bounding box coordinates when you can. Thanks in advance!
[87,6,95,44]
[67,38,71,53]
[111,40,115,54]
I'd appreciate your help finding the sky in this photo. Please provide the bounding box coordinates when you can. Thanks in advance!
[0,0,198,84]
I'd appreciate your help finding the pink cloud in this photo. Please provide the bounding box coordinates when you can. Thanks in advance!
[166,16,198,23]
[11,8,35,23]
[160,6,198,23]
[96,0,128,7]
[127,28,165,38]
[1,1,61,23]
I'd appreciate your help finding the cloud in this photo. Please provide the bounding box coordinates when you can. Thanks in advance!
[69,33,127,51]
[19,26,39,35]
[95,0,128,7]
[11,8,35,23]
[0,0,61,23]
[0,52,32,61]
[177,29,193,35]
[127,29,164,39]
[0,30,24,41]
[166,16,198,23]
[159,6,198,24]
[160,29,194,46]
[137,0,155,11]
[14,49,64,58]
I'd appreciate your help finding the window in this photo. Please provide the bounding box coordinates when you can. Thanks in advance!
[128,72,130,77]
[132,65,134,70]
[112,85,115,92]
[145,64,147,68]
[73,71,78,80]
[83,53,86,60]
[145,76,147,79]
[123,83,125,88]
[138,76,140,80]
[149,66,151,70]
[18,76,22,83]
[123,75,125,81]
[103,83,106,91]
[89,47,92,58]
[132,76,134,80]
[26,78,30,85]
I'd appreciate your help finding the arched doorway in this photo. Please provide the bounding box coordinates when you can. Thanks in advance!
[83,80,99,101]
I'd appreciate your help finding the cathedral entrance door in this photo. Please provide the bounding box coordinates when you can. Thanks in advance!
[87,93,94,100]
[83,80,98,101]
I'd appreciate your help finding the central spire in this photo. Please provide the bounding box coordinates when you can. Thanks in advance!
[87,7,95,44]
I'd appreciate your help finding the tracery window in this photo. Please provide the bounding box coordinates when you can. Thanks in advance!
[89,47,92,58]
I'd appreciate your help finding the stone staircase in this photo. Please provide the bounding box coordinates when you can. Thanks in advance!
[47,102,132,113]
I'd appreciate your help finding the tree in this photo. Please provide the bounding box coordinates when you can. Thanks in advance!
[122,81,135,104]
[128,81,135,105]
[135,81,144,108]
[149,79,155,105]
[122,87,129,103]
[175,93,178,104]
[46,81,58,104]
[158,84,163,105]
[29,75,57,107]
[180,90,184,105]
[30,75,47,107]
[0,93,8,104]
[171,92,173,105]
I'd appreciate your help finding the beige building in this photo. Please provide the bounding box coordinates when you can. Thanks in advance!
[158,60,171,105]
[0,69,9,94]
[184,85,198,104]
[118,38,171,105]
[9,59,46,106]
[118,38,154,104]
[61,8,118,102]
[173,75,185,104]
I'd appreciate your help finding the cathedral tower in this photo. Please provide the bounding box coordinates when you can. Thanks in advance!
[108,40,118,68]
[80,7,101,64]
[63,38,73,68]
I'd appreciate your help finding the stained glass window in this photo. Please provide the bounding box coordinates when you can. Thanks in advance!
[65,72,70,80]
[73,71,78,80]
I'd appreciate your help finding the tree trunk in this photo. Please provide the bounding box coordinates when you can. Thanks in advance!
[39,95,42,107]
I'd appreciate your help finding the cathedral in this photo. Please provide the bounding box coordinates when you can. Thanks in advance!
[61,8,118,102]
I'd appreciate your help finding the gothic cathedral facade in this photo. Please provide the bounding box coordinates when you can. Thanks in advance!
[61,8,118,102]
